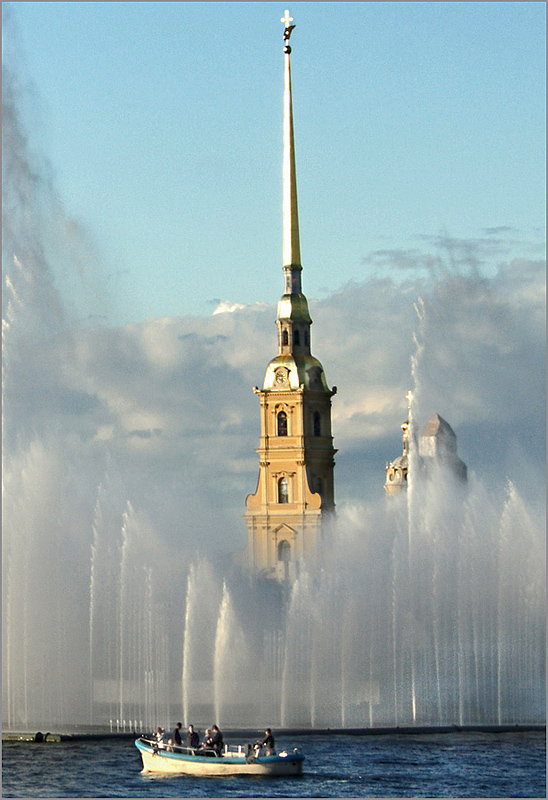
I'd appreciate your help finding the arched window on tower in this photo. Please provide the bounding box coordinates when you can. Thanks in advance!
[278,477,289,504]
[278,539,291,581]
[278,540,291,562]
[282,330,289,346]
[294,329,300,346]
[277,411,288,436]
[313,411,321,437]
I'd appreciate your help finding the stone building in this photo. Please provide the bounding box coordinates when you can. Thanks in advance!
[419,413,468,483]
[385,402,467,494]
[241,13,337,581]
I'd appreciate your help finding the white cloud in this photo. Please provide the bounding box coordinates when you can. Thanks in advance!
[4,251,545,551]
[212,300,246,314]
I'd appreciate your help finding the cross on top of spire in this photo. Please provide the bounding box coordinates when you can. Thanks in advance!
[281,10,293,28]
[281,9,296,50]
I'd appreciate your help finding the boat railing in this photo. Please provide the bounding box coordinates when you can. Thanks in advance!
[172,746,219,757]
[223,743,253,758]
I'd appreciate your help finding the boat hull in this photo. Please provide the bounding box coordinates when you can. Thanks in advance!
[135,738,304,776]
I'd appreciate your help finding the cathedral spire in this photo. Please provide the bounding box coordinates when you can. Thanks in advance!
[242,12,337,581]
[281,10,301,269]
[276,10,311,354]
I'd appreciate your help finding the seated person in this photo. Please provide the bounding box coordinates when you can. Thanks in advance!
[154,727,169,749]
[201,729,213,749]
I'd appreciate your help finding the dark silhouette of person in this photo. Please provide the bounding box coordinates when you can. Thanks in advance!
[256,727,275,755]
[172,722,182,746]
[210,724,224,756]
[187,724,199,749]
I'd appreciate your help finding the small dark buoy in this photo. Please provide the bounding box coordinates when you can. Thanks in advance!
[34,732,43,743]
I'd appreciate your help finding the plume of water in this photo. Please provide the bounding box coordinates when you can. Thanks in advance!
[280,571,315,728]
[181,560,221,726]
[116,503,170,731]
[213,583,251,727]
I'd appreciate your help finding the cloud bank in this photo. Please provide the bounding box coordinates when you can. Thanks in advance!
[4,253,546,557]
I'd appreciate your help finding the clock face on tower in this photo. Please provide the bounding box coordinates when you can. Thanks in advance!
[275,367,290,388]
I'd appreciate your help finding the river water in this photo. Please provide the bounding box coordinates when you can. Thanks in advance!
[2,731,545,798]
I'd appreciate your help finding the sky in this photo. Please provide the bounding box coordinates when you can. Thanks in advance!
[4,1,546,323]
[2,1,546,558]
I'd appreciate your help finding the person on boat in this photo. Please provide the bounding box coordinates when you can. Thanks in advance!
[187,724,199,749]
[201,728,212,749]
[210,724,224,756]
[154,727,166,748]
[172,722,182,747]
[256,728,275,756]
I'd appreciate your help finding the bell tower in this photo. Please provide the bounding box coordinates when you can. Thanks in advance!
[243,11,337,581]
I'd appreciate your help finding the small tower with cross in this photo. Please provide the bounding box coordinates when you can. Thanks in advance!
[385,393,468,494]
[384,393,413,495]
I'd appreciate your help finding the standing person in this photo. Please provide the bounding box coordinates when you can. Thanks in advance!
[187,724,199,749]
[258,728,275,755]
[210,724,224,756]
[172,722,182,747]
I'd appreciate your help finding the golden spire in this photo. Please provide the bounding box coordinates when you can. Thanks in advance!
[281,10,301,268]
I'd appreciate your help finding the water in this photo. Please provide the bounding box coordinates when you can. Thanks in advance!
[2,732,545,798]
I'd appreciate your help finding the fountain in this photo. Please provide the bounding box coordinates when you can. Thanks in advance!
[2,56,545,733]
[4,441,545,730]
[178,464,544,729]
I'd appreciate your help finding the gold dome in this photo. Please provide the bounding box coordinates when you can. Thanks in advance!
[263,354,329,392]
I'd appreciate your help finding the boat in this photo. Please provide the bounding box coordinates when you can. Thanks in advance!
[135,736,304,776]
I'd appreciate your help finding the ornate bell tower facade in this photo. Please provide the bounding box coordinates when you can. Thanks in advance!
[243,12,337,581]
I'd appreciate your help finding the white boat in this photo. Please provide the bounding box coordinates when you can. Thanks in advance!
[135,736,304,776]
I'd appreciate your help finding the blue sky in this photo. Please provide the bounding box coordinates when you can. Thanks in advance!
[4,1,545,323]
